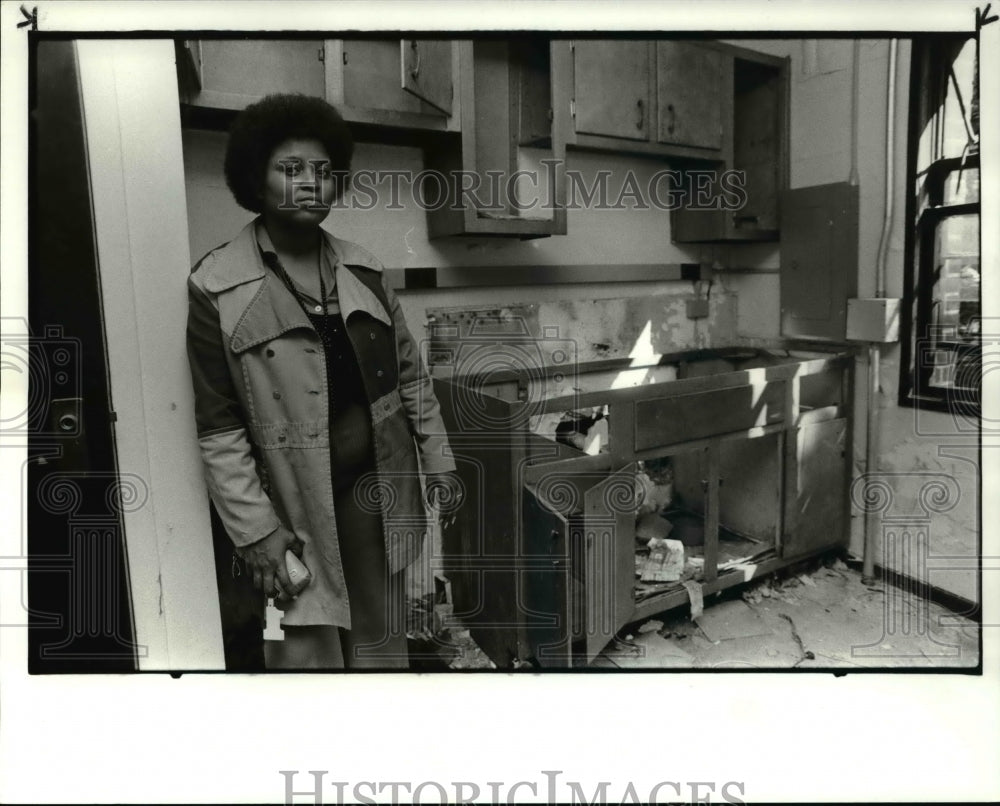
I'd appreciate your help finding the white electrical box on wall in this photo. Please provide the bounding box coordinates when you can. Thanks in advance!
[846,297,901,343]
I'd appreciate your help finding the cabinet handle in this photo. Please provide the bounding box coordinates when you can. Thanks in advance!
[636,98,644,130]
[410,41,421,80]
[666,103,675,135]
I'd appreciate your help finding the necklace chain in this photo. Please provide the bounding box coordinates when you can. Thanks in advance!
[264,251,330,351]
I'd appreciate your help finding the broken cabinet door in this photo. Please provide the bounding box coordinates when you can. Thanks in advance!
[782,418,849,558]
[577,464,638,663]
[522,485,575,668]
[401,40,453,115]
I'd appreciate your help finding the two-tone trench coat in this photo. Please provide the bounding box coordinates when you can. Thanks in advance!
[186,220,455,628]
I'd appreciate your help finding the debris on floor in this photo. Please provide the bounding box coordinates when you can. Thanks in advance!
[639,537,685,582]
[683,579,704,619]
[695,599,773,642]
[603,631,694,668]
[406,586,495,670]
[421,557,979,670]
[602,555,980,669]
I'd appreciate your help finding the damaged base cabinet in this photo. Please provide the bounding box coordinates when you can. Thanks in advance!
[435,341,852,668]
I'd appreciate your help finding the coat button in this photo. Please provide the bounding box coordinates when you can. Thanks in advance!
[314,305,322,313]
[266,348,275,358]
[273,391,281,399]
[376,370,384,377]
[369,332,376,340]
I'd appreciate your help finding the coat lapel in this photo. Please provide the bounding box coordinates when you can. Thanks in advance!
[325,231,393,327]
[207,221,391,353]
[206,220,314,354]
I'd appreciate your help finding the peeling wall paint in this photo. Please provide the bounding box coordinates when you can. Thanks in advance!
[424,286,739,367]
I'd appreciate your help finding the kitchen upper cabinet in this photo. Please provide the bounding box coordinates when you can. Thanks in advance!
[671,46,789,243]
[424,39,567,238]
[328,39,457,130]
[177,40,326,109]
[655,41,724,150]
[178,38,458,132]
[401,40,453,114]
[572,41,651,142]
[559,40,726,160]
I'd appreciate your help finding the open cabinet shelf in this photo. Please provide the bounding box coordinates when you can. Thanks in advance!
[431,318,854,668]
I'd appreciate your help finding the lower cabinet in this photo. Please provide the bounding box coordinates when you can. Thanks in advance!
[436,343,853,668]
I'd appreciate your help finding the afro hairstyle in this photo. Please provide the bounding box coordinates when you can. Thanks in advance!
[223,93,354,213]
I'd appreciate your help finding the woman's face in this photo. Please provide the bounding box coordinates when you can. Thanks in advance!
[259,137,337,227]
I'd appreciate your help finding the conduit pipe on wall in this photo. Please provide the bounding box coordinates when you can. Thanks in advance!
[849,40,861,187]
[862,38,898,583]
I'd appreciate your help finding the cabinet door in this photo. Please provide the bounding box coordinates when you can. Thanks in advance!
[782,418,849,558]
[656,42,724,150]
[578,464,637,663]
[522,486,575,668]
[573,41,650,141]
[330,40,453,130]
[187,40,326,110]
[401,39,453,115]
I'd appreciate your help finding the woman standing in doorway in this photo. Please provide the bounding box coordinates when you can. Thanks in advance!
[186,94,460,669]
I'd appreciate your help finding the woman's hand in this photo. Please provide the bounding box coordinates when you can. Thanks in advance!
[237,525,307,600]
[425,471,464,528]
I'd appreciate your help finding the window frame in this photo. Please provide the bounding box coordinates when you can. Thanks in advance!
[899,34,981,417]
